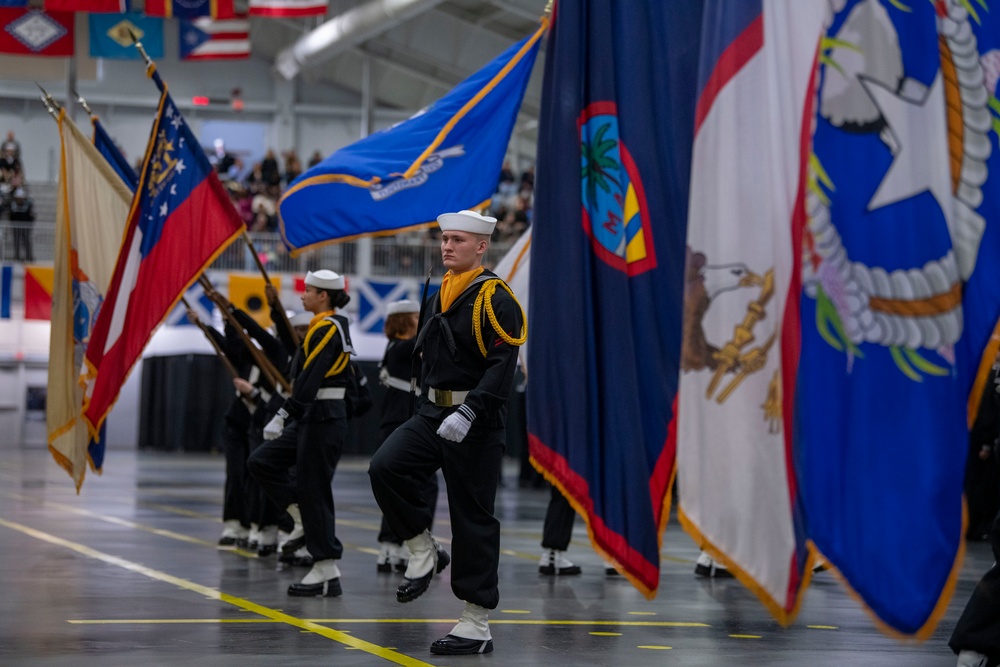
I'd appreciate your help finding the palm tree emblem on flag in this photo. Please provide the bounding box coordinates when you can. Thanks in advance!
[579,101,657,276]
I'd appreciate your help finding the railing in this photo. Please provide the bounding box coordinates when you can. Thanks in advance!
[0,223,516,278]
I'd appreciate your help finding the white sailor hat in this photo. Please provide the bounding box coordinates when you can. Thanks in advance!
[304,270,344,290]
[289,311,313,327]
[386,300,419,317]
[436,210,497,235]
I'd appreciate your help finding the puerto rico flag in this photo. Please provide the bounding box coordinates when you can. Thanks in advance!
[528,0,701,597]
[248,0,326,18]
[179,15,248,60]
[81,71,244,438]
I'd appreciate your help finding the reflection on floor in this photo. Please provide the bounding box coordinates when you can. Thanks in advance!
[0,449,984,666]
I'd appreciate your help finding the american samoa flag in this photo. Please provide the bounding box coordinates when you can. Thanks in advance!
[81,73,243,437]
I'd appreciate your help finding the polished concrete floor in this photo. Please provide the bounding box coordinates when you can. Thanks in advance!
[0,448,989,666]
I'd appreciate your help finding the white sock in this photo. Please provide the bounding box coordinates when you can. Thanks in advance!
[258,525,278,547]
[403,530,436,579]
[301,559,340,585]
[449,602,491,641]
[286,504,304,540]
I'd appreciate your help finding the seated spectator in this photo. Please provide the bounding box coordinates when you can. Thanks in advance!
[308,150,324,168]
[0,143,21,183]
[9,187,34,262]
[520,165,535,193]
[497,159,517,199]
[211,138,236,177]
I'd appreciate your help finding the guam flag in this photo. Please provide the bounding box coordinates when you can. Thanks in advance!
[279,23,544,253]
[527,1,702,596]
[81,68,244,437]
[797,0,1000,637]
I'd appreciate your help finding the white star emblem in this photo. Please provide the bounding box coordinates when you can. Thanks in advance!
[160,202,168,217]
[170,184,177,196]
[175,159,186,175]
[862,72,954,234]
[170,115,182,130]
[165,105,173,118]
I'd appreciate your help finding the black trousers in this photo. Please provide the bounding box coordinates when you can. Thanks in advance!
[542,484,576,551]
[247,417,346,561]
[246,426,284,528]
[369,413,505,609]
[12,227,31,261]
[376,422,439,545]
[950,507,1000,663]
[222,422,249,526]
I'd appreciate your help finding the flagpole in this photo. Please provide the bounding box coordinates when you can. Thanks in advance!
[199,276,293,395]
[182,296,240,380]
[36,83,61,120]
[75,91,95,120]
[241,231,300,347]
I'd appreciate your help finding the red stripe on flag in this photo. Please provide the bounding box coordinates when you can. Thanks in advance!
[24,269,52,320]
[693,14,763,137]
[84,176,242,433]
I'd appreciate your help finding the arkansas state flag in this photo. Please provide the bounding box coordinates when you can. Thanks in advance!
[81,75,244,437]
[797,0,1000,637]
[676,0,828,625]
[279,23,544,253]
[45,1,128,12]
[0,9,73,56]
[527,1,701,597]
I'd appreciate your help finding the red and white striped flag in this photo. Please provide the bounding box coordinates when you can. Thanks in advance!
[179,15,249,61]
[249,0,327,18]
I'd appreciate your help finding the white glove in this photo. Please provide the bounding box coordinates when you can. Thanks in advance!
[263,409,288,440]
[437,405,475,443]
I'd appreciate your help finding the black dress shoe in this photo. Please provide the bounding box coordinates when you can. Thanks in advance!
[288,578,342,597]
[396,548,451,603]
[281,536,306,555]
[377,561,393,573]
[218,536,238,548]
[430,635,493,655]
[257,544,278,557]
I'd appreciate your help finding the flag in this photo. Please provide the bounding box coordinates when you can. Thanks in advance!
[89,13,163,60]
[0,9,73,56]
[354,277,427,334]
[145,0,234,19]
[0,265,11,318]
[46,1,129,12]
[179,15,248,61]
[48,110,132,490]
[794,0,1000,637]
[92,116,138,191]
[81,76,244,438]
[227,273,281,328]
[249,0,326,18]
[676,0,828,625]
[0,2,29,7]
[279,23,545,254]
[526,1,701,597]
[492,229,531,363]
[24,265,53,320]
[164,281,213,326]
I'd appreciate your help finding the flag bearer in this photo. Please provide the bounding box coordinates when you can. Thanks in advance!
[247,269,354,597]
[369,210,526,656]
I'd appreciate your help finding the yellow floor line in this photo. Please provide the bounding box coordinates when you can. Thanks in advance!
[68,618,712,627]
[0,518,434,667]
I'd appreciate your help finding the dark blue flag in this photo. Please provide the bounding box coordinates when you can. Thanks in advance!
[92,117,138,192]
[527,0,703,596]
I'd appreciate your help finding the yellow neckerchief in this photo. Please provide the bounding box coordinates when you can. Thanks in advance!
[303,309,349,377]
[439,266,484,312]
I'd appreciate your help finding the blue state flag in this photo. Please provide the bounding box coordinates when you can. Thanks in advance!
[279,23,545,254]
[799,0,1000,636]
[92,117,138,191]
[89,13,163,60]
[527,1,701,597]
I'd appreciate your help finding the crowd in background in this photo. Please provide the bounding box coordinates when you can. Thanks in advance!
[1,130,34,262]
